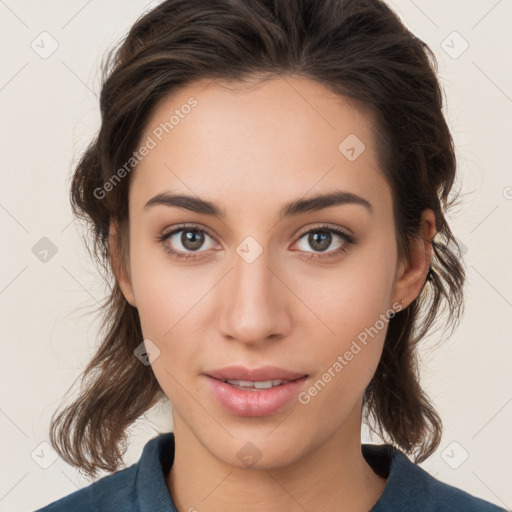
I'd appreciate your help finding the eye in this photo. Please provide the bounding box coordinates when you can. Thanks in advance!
[156,224,219,261]
[294,224,355,260]
[156,223,355,262]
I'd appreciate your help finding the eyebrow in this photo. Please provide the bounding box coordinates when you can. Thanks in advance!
[143,190,373,219]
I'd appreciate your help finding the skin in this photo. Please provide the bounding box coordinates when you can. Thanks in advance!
[111,75,435,512]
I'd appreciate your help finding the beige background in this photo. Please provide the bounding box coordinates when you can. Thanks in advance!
[0,0,511,510]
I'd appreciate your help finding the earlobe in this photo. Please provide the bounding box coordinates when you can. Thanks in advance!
[393,209,436,308]
[108,220,137,307]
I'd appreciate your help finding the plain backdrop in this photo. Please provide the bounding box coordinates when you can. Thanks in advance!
[1,1,511,511]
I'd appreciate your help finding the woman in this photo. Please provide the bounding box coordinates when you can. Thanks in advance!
[36,0,505,510]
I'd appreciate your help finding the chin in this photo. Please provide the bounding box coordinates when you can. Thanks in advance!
[193,422,318,470]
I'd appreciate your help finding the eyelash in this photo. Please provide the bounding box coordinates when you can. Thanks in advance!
[155,223,355,261]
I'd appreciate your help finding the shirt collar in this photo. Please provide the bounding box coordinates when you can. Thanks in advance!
[136,432,177,511]
[135,432,417,511]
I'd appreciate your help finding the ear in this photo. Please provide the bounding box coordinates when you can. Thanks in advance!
[108,219,137,307]
[392,209,435,308]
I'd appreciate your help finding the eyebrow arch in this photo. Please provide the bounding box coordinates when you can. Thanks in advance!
[143,190,373,218]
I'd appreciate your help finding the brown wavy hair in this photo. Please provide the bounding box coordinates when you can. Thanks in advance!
[49,0,466,477]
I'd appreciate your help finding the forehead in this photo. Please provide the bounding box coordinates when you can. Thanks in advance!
[130,76,391,217]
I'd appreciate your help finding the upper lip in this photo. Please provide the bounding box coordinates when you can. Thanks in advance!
[205,365,308,382]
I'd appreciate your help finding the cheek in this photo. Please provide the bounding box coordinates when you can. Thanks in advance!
[127,244,213,391]
[300,241,397,344]
[300,239,397,395]
[298,300,391,422]
[128,237,204,336]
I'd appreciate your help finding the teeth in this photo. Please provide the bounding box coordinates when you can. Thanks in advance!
[225,379,286,389]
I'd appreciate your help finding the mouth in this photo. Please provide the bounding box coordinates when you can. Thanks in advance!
[205,364,308,382]
[203,366,309,417]
[215,377,305,391]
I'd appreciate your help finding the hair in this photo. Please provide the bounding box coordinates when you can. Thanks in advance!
[49,0,465,478]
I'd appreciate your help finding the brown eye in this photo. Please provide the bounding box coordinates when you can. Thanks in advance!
[305,231,333,252]
[295,225,355,260]
[157,224,218,260]
[179,229,205,251]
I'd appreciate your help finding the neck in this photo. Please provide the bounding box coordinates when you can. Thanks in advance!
[167,401,387,512]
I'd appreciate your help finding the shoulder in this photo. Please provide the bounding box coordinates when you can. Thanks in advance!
[363,444,507,512]
[35,463,139,511]
[391,450,506,511]
[35,432,175,512]
[417,469,506,511]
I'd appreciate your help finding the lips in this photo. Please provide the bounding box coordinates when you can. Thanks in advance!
[205,365,308,382]
[203,365,309,416]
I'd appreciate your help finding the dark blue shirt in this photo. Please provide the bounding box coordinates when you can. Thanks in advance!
[36,432,506,511]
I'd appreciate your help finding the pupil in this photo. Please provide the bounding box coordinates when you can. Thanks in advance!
[309,231,331,252]
[179,230,332,253]
[182,230,204,250]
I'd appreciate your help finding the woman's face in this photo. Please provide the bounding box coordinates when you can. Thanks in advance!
[117,76,414,468]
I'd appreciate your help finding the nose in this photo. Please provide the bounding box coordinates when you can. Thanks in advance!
[216,245,292,346]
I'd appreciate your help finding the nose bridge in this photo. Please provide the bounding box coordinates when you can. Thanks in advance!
[217,240,289,343]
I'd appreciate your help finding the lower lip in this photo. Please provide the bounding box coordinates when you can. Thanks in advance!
[205,375,308,417]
